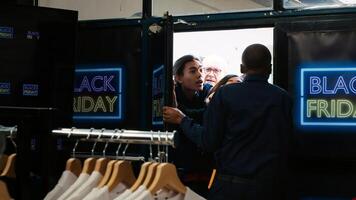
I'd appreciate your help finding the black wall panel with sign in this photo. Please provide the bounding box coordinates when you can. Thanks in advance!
[0,5,77,199]
[72,23,150,166]
[75,23,142,129]
[275,20,356,198]
[147,17,174,131]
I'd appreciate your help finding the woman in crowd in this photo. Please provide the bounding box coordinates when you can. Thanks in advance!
[205,74,241,104]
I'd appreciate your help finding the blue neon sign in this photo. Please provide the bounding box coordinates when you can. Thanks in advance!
[299,63,356,126]
[152,65,164,126]
[0,83,10,95]
[23,84,39,96]
[73,66,124,122]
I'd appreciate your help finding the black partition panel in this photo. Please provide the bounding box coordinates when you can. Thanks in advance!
[275,19,356,198]
[275,20,356,159]
[0,5,77,199]
[0,6,76,116]
[74,23,142,129]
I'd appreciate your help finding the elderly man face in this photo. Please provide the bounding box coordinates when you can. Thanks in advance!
[203,66,222,86]
[202,55,226,86]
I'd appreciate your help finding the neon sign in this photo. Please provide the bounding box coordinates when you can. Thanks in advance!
[73,67,124,121]
[299,64,356,126]
[152,65,164,126]
[23,84,39,96]
[0,26,14,39]
[0,83,10,95]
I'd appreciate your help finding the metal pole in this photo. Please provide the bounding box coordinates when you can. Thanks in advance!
[52,128,175,146]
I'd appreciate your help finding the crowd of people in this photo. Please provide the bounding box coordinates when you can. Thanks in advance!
[163,44,293,200]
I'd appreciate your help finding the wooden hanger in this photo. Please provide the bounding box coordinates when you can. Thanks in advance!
[0,153,16,178]
[94,158,109,175]
[0,180,12,200]
[142,162,159,188]
[97,160,117,188]
[148,163,186,195]
[130,162,152,191]
[106,160,136,192]
[0,154,8,173]
[81,157,97,174]
[65,158,82,177]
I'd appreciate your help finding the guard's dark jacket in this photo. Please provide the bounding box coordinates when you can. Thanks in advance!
[181,75,293,178]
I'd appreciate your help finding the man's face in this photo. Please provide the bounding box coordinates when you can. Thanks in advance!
[203,65,223,86]
[176,60,204,92]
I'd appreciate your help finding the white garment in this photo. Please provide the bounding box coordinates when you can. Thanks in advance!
[57,173,90,200]
[113,188,132,200]
[82,187,99,200]
[135,188,179,200]
[83,184,127,200]
[44,171,77,200]
[124,185,147,200]
[135,187,205,200]
[66,171,103,200]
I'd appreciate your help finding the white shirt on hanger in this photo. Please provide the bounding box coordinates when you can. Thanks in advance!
[124,185,147,200]
[66,171,103,200]
[133,187,179,200]
[113,188,132,200]
[82,187,100,200]
[57,172,90,200]
[44,171,78,200]
[135,187,206,200]
[83,183,127,200]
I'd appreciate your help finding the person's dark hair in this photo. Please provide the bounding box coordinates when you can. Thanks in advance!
[173,55,201,76]
[208,74,239,96]
[242,44,271,70]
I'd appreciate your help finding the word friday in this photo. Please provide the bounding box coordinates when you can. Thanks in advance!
[307,99,356,118]
[73,96,117,113]
[306,75,356,119]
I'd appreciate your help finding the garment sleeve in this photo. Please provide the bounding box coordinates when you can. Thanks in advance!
[202,89,225,152]
[179,117,205,148]
[178,87,225,152]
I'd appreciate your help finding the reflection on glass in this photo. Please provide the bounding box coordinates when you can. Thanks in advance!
[39,0,142,20]
[284,0,356,9]
[152,0,272,17]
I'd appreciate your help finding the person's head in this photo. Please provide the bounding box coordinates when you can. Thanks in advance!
[225,75,241,85]
[202,55,226,86]
[241,44,271,76]
[173,55,204,94]
[209,74,240,95]
[206,74,240,104]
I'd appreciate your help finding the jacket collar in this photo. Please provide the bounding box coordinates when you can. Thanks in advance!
[243,74,269,82]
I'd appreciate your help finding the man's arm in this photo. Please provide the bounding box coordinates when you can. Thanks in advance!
[163,87,225,152]
[202,89,225,152]
[163,106,205,148]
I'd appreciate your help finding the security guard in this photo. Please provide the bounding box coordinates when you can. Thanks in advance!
[164,45,293,200]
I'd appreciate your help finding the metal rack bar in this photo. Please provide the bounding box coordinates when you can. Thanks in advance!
[73,153,146,161]
[52,128,176,146]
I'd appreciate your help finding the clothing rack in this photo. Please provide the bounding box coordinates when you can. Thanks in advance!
[0,125,17,138]
[51,128,176,146]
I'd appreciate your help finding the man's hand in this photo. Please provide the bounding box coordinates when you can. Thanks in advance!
[163,106,186,124]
